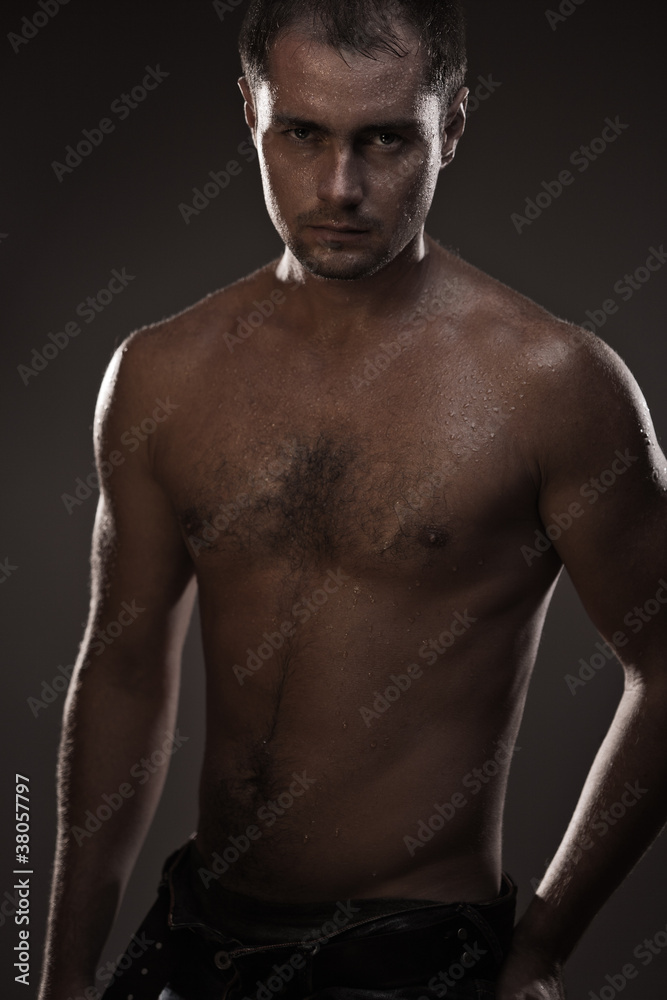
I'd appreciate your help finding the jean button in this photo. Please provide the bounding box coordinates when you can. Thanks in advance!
[214,950,233,969]
[457,926,468,940]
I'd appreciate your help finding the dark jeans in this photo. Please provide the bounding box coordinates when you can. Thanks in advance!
[101,838,517,1000]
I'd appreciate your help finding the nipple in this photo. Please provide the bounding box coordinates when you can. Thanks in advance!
[418,525,449,548]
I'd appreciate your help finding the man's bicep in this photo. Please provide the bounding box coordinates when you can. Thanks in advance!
[85,335,196,673]
[536,337,667,675]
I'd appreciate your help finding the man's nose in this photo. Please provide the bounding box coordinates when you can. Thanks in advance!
[316,144,364,208]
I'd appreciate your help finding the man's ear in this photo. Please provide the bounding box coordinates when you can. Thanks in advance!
[440,86,468,169]
[238,76,257,133]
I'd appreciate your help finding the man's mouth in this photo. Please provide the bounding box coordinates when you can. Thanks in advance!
[311,224,368,232]
[309,224,370,243]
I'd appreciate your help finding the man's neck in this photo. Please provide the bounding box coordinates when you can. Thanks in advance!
[274,231,438,342]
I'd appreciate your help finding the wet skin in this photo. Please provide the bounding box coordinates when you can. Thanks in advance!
[124,245,564,905]
[93,29,665,910]
[37,21,667,1000]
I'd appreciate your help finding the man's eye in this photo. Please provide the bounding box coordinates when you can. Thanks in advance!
[372,132,402,148]
[287,128,312,141]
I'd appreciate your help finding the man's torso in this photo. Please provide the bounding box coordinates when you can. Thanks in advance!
[139,242,566,903]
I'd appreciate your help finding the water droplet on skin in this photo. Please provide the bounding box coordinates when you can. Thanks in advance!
[343,650,348,658]
[342,721,348,729]
[335,828,340,837]
[370,741,377,748]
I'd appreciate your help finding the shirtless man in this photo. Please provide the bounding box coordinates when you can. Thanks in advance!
[38,1,667,998]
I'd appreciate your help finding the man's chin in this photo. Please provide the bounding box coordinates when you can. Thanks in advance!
[296,248,390,281]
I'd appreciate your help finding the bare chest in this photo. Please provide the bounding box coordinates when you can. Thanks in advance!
[161,371,523,572]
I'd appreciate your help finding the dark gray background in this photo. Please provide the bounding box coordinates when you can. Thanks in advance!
[2,0,666,996]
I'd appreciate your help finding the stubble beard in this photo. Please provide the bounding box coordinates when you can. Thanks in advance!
[284,230,395,281]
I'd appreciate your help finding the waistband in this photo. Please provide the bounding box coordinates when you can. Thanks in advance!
[169,836,517,950]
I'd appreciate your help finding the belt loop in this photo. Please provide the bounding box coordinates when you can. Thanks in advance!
[457,903,505,967]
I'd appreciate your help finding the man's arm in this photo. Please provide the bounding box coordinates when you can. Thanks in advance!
[38,332,196,999]
[498,327,667,999]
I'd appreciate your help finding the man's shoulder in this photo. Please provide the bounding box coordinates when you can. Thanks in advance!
[113,260,282,376]
[437,246,625,382]
[432,246,645,454]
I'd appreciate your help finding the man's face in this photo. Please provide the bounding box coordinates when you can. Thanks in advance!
[240,26,466,280]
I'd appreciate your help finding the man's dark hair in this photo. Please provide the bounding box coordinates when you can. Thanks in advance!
[238,0,467,111]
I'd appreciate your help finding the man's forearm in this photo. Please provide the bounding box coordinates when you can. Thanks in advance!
[512,673,667,964]
[39,650,181,998]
